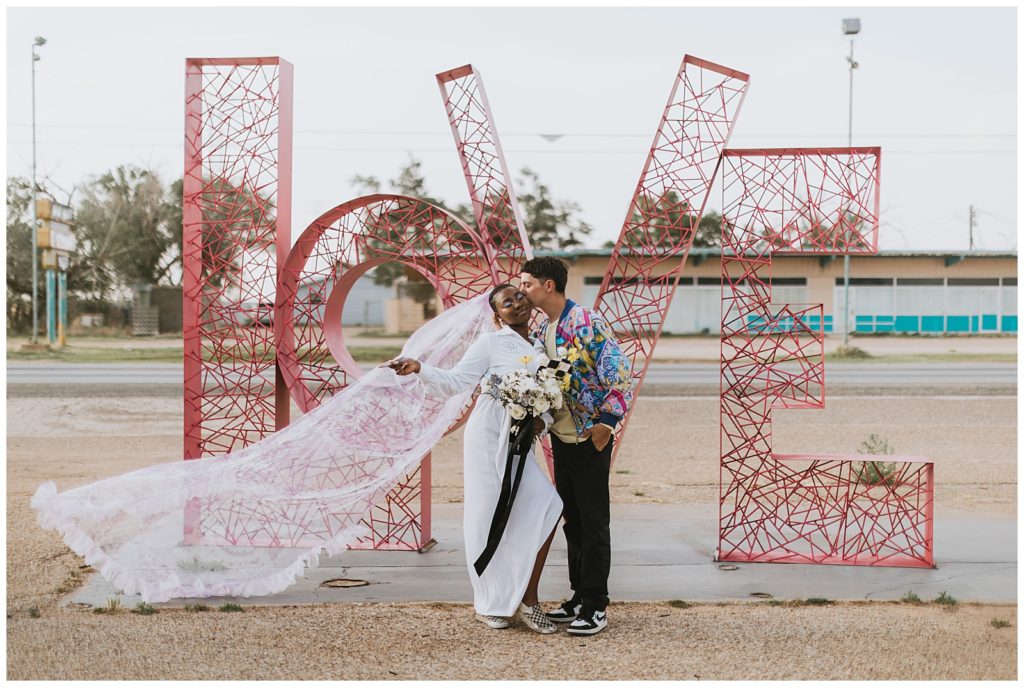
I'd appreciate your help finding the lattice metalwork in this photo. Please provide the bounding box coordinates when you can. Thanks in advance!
[183,57,293,461]
[437,64,532,279]
[717,148,934,567]
[593,56,750,453]
[275,195,497,550]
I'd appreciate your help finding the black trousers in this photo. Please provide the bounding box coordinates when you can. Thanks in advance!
[551,433,612,612]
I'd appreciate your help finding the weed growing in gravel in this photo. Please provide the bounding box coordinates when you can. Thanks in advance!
[855,434,897,486]
[132,603,157,615]
[901,591,922,604]
[633,491,645,497]
[990,619,1011,629]
[667,600,692,609]
[933,591,959,609]
[801,598,834,606]
[219,603,244,613]
[28,607,40,618]
[93,597,123,614]
[55,567,84,595]
[615,469,631,475]
[184,603,210,613]
[765,599,785,606]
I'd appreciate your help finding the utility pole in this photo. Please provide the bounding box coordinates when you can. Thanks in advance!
[968,205,976,251]
[841,18,860,345]
[30,37,47,344]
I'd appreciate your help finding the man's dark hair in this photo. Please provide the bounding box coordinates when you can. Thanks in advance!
[521,257,569,294]
[487,283,516,312]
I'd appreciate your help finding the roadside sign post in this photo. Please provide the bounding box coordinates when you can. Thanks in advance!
[36,197,75,346]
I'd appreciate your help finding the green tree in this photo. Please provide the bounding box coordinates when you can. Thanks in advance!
[70,166,179,302]
[623,190,724,251]
[514,167,592,251]
[162,175,276,290]
[6,177,36,331]
[351,157,470,300]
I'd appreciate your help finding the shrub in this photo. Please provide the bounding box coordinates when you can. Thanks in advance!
[855,434,897,486]
[833,345,872,360]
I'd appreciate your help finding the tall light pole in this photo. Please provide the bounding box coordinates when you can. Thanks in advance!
[30,35,46,344]
[841,18,860,345]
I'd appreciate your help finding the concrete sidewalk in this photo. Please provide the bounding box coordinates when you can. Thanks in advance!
[68,502,1016,610]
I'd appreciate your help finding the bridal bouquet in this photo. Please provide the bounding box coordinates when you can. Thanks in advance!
[480,355,568,421]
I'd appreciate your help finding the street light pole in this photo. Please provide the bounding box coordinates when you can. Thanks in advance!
[841,19,860,346]
[30,36,46,344]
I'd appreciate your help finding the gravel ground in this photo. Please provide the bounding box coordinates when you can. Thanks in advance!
[6,391,1017,680]
[6,601,1017,680]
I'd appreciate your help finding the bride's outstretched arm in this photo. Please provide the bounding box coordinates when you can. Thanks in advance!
[386,335,491,396]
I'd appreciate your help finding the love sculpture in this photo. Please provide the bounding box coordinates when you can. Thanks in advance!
[182,56,934,567]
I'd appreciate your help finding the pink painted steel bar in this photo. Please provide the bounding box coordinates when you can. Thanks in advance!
[182,59,204,462]
[594,55,750,459]
[437,64,532,280]
[275,60,294,430]
[717,148,934,568]
[182,56,293,460]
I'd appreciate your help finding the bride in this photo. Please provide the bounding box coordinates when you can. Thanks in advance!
[31,283,560,633]
[387,283,561,634]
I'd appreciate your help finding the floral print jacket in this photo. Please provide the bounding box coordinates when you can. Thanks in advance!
[532,299,634,436]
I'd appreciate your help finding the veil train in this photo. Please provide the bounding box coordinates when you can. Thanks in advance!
[31,294,493,603]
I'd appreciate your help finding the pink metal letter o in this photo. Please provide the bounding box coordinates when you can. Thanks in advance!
[276,193,497,410]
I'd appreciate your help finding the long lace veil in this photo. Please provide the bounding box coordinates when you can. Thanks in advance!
[32,294,493,602]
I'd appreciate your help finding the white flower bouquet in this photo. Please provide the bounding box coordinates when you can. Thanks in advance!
[480,355,566,422]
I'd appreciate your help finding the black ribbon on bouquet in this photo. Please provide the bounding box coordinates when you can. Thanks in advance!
[473,415,537,577]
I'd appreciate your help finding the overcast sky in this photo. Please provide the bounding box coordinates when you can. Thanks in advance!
[6,6,1018,252]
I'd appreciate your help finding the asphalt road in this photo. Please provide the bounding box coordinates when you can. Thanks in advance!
[6,362,1017,398]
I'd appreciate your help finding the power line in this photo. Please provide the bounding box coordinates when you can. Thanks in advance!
[4,122,1018,139]
[7,140,1018,155]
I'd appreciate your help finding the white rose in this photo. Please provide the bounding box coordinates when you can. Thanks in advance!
[509,405,527,420]
[533,398,550,414]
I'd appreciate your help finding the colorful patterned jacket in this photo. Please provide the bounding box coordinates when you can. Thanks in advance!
[532,299,634,436]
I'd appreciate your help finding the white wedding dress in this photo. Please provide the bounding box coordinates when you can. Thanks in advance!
[31,294,559,604]
[419,326,563,617]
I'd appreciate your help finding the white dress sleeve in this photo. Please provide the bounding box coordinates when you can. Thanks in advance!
[418,334,491,396]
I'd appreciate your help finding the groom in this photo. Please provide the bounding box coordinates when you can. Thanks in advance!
[519,257,633,636]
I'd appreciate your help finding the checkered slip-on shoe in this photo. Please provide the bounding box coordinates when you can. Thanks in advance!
[545,598,582,623]
[517,603,557,634]
[475,613,511,629]
[567,608,608,636]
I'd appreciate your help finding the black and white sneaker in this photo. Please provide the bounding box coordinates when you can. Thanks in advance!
[517,603,556,634]
[567,607,608,636]
[545,598,582,624]
[475,613,511,629]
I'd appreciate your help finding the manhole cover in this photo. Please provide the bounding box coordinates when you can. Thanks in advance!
[718,564,739,571]
[321,578,370,588]
[749,592,773,599]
